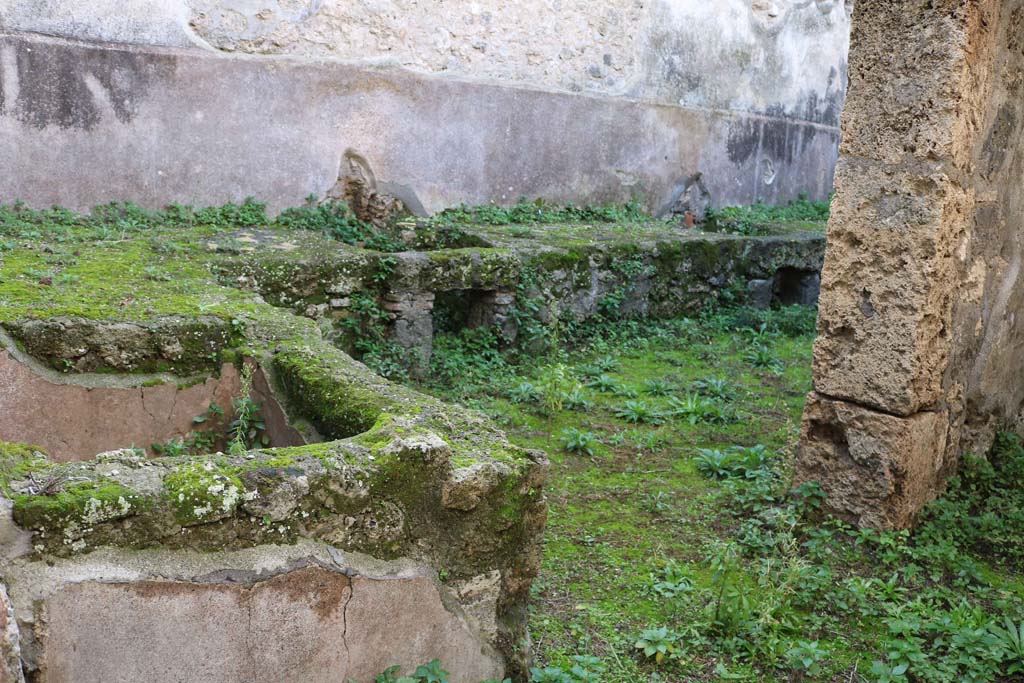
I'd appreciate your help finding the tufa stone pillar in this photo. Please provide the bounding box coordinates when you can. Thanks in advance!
[797,0,1024,528]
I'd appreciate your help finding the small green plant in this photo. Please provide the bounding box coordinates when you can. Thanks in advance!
[915,432,1024,565]
[433,198,646,227]
[151,404,225,456]
[560,428,598,456]
[507,381,540,404]
[151,438,188,457]
[365,660,509,683]
[529,655,605,683]
[228,364,268,455]
[667,393,712,424]
[641,491,672,514]
[695,445,772,479]
[586,374,619,393]
[666,393,735,424]
[537,364,578,415]
[786,640,828,677]
[427,327,511,394]
[643,378,674,396]
[607,431,627,447]
[704,196,829,236]
[275,198,404,251]
[627,428,669,452]
[650,560,693,600]
[741,323,776,345]
[611,383,640,398]
[766,305,818,337]
[634,627,679,664]
[990,617,1024,674]
[614,400,661,424]
[869,661,909,683]
[575,362,604,379]
[744,343,783,373]
[692,377,734,401]
[562,387,593,411]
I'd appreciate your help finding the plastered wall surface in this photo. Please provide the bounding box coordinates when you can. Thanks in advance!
[0,0,851,213]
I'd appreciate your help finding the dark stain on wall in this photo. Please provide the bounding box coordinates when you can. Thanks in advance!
[1,39,177,130]
[982,103,1018,179]
[727,117,822,167]
[726,117,761,166]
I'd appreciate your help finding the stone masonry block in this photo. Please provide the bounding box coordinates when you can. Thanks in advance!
[840,0,999,168]
[794,392,949,530]
[813,157,973,415]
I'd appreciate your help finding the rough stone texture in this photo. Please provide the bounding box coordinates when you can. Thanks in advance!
[0,1,847,214]
[795,392,949,529]
[219,223,826,370]
[798,0,1024,528]
[812,159,973,415]
[0,585,22,683]
[2,316,232,375]
[1,316,549,680]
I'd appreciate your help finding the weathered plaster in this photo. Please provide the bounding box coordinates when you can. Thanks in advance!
[0,0,204,49]
[0,350,306,461]
[6,543,504,683]
[0,0,849,213]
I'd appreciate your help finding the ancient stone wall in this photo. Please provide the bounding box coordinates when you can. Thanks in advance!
[0,323,549,681]
[796,0,1024,529]
[0,210,555,681]
[0,1,850,213]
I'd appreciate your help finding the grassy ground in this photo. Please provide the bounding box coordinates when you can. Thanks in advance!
[5,199,1021,682]
[412,308,1024,683]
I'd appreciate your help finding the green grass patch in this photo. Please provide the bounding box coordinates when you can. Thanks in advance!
[411,305,1024,683]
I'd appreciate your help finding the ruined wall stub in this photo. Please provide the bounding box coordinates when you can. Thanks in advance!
[796,0,1024,529]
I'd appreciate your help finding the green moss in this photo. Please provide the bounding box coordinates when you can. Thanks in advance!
[13,481,140,531]
[530,248,589,274]
[0,441,51,494]
[163,461,246,526]
[272,344,388,439]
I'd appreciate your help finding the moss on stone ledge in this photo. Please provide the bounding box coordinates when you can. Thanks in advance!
[1,204,548,582]
[8,419,547,579]
[0,441,52,494]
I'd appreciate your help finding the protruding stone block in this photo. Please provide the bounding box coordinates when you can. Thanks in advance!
[794,392,948,530]
[839,0,995,169]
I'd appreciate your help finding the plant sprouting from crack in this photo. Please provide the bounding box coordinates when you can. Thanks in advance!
[229,364,269,455]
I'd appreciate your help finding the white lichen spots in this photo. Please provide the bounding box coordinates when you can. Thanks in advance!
[218,482,241,512]
[60,495,133,549]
